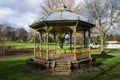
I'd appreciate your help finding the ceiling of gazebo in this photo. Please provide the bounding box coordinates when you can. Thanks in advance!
[30,11,95,32]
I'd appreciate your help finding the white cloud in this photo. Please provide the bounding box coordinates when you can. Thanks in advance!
[0,7,14,18]
[0,0,43,31]
[0,0,85,31]
[75,0,84,4]
[0,0,119,33]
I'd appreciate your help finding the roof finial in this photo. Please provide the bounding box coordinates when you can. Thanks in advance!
[63,4,67,9]
[57,2,67,11]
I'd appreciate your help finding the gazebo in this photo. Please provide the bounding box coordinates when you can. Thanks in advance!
[30,9,95,75]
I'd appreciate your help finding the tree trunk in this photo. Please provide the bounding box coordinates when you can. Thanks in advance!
[100,29,106,54]
[100,34,104,52]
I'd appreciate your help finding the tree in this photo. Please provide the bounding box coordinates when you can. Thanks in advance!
[0,24,4,40]
[56,33,66,49]
[4,26,15,41]
[84,0,120,53]
[39,0,84,16]
[16,28,28,41]
[0,24,15,41]
[27,29,35,42]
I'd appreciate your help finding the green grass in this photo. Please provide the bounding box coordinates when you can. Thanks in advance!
[6,41,35,46]
[0,49,120,80]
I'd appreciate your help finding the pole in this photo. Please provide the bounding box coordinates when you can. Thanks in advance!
[73,21,78,60]
[39,32,42,58]
[46,32,49,60]
[34,30,36,58]
[83,29,86,55]
[54,32,56,54]
[88,29,91,59]
[70,32,72,54]
[73,32,77,60]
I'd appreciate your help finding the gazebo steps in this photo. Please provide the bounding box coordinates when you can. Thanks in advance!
[54,67,68,70]
[55,61,68,65]
[52,71,71,75]
[51,61,71,75]
[33,58,91,75]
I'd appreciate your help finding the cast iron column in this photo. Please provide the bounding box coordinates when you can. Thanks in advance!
[34,30,36,58]
[46,32,49,60]
[88,29,91,59]
[73,32,77,60]
[39,32,42,58]
[70,32,72,54]
[83,29,86,55]
[54,32,56,54]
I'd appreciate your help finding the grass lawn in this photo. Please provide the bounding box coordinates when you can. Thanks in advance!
[0,42,120,80]
[6,41,35,46]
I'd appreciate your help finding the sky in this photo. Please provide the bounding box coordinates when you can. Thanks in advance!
[0,0,119,33]
[0,0,85,31]
[0,0,43,31]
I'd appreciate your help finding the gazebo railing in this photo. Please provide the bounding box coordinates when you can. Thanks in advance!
[35,43,89,61]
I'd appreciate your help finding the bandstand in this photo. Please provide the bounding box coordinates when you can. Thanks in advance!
[30,9,95,75]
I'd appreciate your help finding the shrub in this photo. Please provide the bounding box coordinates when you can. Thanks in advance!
[79,64,86,69]
[57,37,64,49]
[26,59,46,70]
[92,61,102,67]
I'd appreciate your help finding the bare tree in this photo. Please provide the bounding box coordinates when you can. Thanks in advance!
[0,24,15,41]
[4,26,15,41]
[39,0,84,17]
[0,24,4,40]
[16,28,28,42]
[84,0,120,53]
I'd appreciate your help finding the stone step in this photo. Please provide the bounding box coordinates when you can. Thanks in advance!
[56,64,67,67]
[56,62,67,65]
[52,71,71,75]
[54,69,69,72]
[54,67,68,70]
[51,61,72,75]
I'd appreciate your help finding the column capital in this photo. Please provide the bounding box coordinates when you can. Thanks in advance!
[46,32,49,36]
[74,32,76,35]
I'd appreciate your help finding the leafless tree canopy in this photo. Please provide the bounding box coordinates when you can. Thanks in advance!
[0,24,29,42]
[16,28,28,41]
[38,0,120,53]
[84,0,120,52]
[85,0,120,33]
[0,24,15,41]
[39,0,84,16]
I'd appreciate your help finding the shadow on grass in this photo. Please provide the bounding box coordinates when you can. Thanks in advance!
[92,54,114,62]
[105,49,120,54]
[88,54,120,80]
[89,61,120,80]
[0,59,53,80]
[0,60,27,80]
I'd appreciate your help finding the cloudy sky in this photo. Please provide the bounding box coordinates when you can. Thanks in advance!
[0,0,86,31]
[0,0,119,33]
[0,0,44,31]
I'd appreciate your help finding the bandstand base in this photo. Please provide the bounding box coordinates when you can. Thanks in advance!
[33,54,92,75]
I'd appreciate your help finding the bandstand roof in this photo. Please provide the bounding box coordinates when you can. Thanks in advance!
[30,11,95,32]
